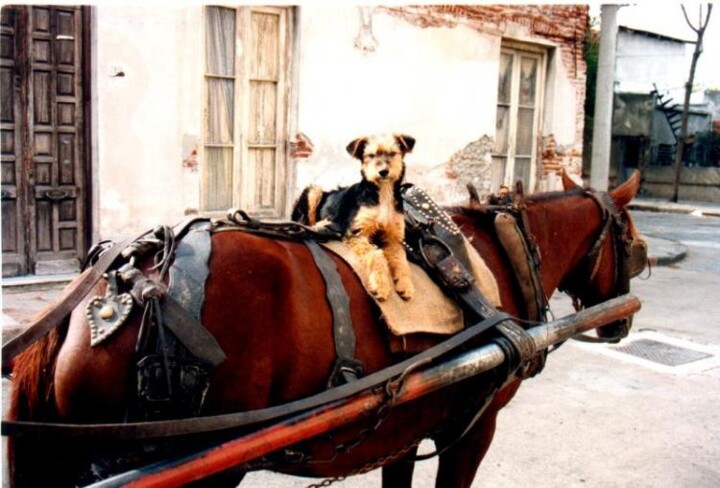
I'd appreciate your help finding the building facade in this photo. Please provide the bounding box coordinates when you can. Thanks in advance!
[610,26,718,201]
[1,5,589,277]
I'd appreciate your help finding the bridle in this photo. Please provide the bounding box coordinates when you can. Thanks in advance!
[559,190,647,343]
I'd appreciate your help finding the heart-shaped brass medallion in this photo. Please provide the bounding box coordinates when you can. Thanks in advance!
[86,271,134,346]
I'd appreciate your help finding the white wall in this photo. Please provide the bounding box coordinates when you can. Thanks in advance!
[616,29,689,99]
[94,5,203,240]
[295,7,501,191]
[91,6,584,237]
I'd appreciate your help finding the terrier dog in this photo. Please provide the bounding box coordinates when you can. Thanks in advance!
[292,134,415,301]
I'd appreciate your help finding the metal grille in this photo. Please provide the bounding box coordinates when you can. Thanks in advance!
[614,339,712,366]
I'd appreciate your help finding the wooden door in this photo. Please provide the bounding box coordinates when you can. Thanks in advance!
[1,6,86,277]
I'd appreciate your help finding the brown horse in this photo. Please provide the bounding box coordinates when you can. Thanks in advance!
[7,171,644,487]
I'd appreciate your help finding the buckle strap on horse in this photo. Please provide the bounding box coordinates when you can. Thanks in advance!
[2,218,226,373]
[1,233,137,368]
[218,209,342,242]
[401,185,537,373]
[304,240,363,387]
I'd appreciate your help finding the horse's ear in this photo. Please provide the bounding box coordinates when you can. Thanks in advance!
[561,168,580,190]
[394,134,416,154]
[346,137,369,160]
[610,170,641,209]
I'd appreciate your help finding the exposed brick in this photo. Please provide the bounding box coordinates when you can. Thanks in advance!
[383,5,588,149]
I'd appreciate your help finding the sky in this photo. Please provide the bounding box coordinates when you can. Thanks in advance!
[590,2,719,90]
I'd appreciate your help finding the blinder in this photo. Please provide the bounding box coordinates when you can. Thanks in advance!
[561,191,646,343]
[628,237,648,279]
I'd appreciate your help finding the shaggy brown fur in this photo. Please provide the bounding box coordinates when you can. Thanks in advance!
[292,134,416,301]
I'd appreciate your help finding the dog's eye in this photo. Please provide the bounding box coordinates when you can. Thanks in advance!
[364,153,375,159]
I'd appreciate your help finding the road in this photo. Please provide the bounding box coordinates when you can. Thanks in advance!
[3,209,720,487]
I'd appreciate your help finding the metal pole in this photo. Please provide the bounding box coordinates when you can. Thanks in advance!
[90,294,641,488]
[590,4,620,191]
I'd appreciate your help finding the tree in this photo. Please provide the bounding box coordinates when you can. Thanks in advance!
[671,3,713,202]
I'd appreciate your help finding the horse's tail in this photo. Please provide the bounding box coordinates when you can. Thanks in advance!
[7,322,67,487]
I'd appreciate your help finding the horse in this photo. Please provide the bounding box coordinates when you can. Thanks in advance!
[6,170,645,487]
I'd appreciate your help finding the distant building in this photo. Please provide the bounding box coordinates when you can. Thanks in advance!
[610,26,718,201]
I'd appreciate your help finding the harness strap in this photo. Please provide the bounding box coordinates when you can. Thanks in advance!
[404,196,538,373]
[1,312,513,441]
[165,221,226,368]
[2,235,136,367]
[304,240,363,386]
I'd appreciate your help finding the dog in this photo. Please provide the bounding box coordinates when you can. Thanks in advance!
[291,133,415,301]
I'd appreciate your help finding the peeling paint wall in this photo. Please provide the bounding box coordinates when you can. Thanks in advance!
[295,5,588,202]
[91,5,588,238]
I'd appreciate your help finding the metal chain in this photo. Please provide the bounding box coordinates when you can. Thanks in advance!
[303,372,420,488]
[305,439,422,488]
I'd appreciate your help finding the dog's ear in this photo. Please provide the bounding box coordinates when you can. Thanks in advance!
[346,137,369,160]
[394,134,415,154]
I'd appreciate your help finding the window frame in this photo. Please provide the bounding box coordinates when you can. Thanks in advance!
[492,41,547,192]
[201,6,293,218]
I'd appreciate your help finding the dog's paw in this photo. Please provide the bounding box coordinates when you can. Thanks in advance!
[368,271,391,302]
[394,277,414,301]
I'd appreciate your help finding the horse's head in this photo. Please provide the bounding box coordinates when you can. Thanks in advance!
[558,170,648,342]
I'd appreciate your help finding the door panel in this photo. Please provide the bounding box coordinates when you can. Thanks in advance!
[0,5,86,277]
[0,7,26,276]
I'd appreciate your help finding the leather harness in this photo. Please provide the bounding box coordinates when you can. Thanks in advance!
[2,186,635,444]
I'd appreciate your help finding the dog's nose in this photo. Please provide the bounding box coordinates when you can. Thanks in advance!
[379,169,390,178]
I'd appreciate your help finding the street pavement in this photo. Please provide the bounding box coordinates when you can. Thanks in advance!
[2,196,719,487]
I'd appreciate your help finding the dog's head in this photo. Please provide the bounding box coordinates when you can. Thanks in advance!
[346,134,415,186]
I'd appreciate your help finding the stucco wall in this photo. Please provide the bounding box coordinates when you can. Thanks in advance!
[297,5,588,203]
[616,28,688,99]
[295,6,500,195]
[91,5,588,238]
[94,5,202,240]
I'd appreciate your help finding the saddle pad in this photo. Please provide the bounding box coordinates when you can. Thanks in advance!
[321,238,501,338]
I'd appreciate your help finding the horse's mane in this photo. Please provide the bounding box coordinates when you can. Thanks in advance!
[445,186,587,220]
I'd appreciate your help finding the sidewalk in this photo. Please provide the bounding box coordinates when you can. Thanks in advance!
[629,196,720,218]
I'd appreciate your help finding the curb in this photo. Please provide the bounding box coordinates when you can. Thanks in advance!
[629,203,720,218]
[644,235,688,267]
[1,273,75,292]
[628,203,694,215]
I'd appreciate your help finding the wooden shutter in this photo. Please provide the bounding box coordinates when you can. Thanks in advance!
[203,6,291,218]
[492,44,545,191]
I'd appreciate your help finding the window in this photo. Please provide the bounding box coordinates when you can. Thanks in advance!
[203,6,292,217]
[492,45,545,191]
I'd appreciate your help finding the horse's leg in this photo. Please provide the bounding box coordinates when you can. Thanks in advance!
[381,445,419,488]
[434,414,498,488]
[434,381,522,488]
